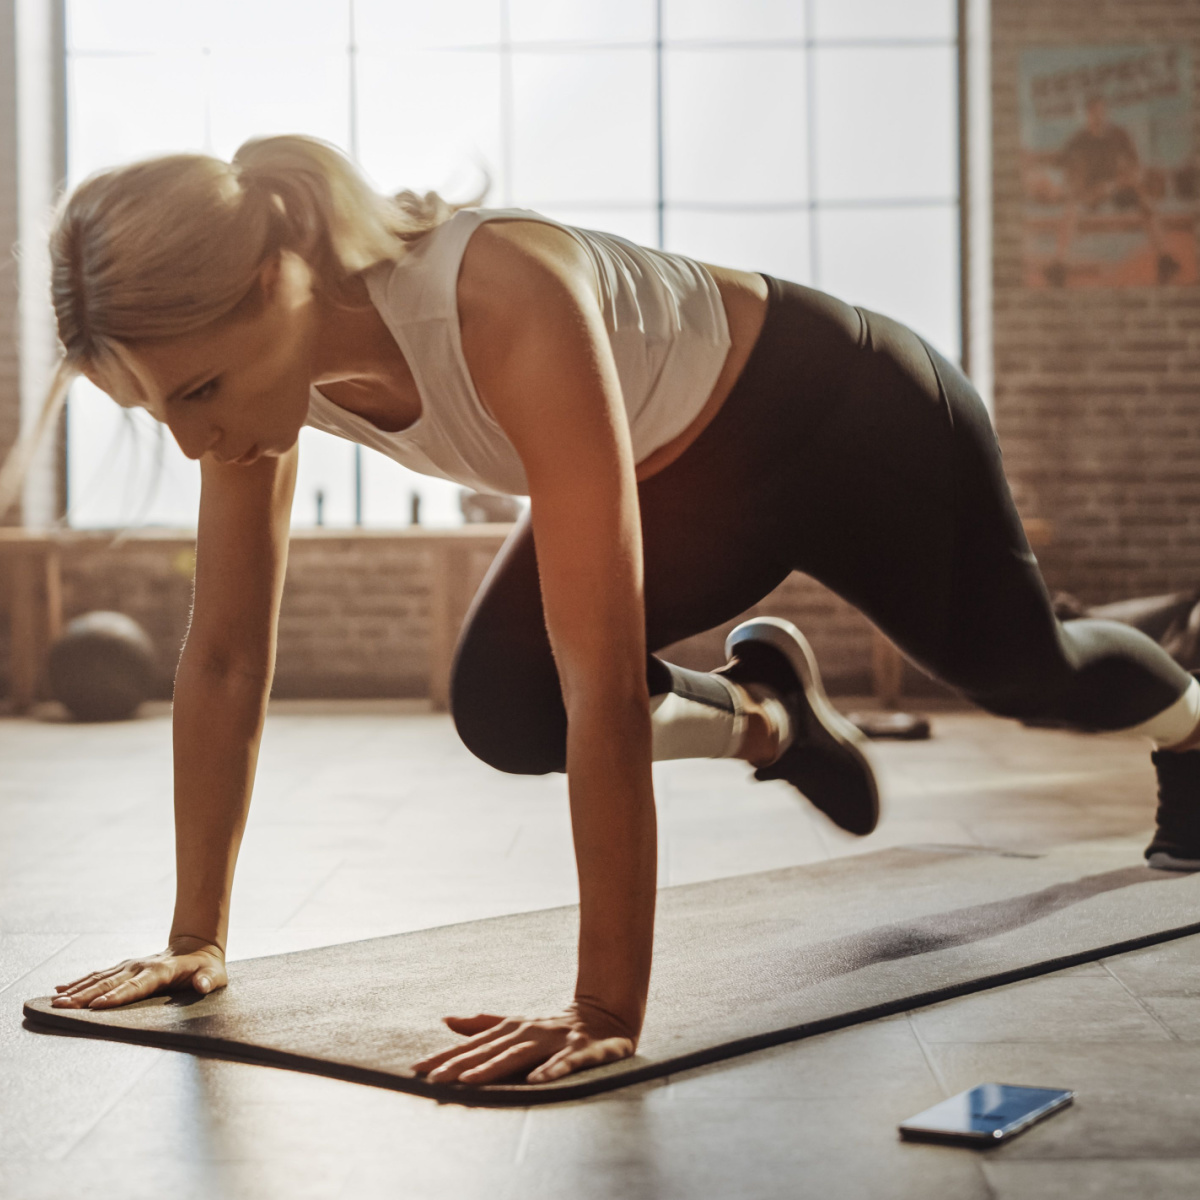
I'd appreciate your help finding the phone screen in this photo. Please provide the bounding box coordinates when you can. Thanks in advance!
[899,1083,1074,1145]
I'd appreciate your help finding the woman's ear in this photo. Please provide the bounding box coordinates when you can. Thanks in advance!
[256,252,284,301]
[257,250,313,312]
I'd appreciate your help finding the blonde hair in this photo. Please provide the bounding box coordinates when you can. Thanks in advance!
[0,135,479,519]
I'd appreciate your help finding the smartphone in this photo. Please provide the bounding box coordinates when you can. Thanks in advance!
[899,1083,1074,1146]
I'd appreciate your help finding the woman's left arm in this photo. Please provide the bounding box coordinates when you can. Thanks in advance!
[412,221,656,1086]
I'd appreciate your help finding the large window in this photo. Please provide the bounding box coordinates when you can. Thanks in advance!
[65,0,959,529]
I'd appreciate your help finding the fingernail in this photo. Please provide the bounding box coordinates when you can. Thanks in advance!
[196,977,209,991]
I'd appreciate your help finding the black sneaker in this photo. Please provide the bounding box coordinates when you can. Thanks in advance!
[1146,748,1200,870]
[718,617,880,836]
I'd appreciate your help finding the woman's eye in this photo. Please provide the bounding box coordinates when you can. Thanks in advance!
[182,378,219,402]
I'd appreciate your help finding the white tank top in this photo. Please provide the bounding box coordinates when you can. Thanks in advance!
[304,207,732,497]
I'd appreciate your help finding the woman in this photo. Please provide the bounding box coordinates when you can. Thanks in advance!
[36,136,1200,1088]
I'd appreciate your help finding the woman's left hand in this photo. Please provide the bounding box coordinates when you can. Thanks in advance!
[412,1003,637,1086]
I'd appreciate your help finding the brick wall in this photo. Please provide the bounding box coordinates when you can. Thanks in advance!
[0,531,882,703]
[992,0,1200,602]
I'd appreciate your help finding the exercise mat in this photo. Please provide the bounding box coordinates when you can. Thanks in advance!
[24,840,1200,1105]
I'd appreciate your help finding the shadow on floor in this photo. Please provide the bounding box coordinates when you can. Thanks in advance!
[776,865,1185,988]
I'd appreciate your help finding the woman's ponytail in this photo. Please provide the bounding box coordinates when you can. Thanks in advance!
[232,135,484,292]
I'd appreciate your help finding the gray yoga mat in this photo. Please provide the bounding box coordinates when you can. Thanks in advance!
[24,840,1200,1105]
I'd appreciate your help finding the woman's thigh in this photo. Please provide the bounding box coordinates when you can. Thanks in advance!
[779,308,1069,704]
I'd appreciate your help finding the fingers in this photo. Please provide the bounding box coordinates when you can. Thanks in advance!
[52,966,140,1009]
[86,968,159,1009]
[423,1031,529,1084]
[52,964,135,1003]
[412,1018,636,1089]
[54,963,127,996]
[52,961,164,1009]
[527,1036,634,1085]
[456,1041,544,1085]
[412,1017,516,1075]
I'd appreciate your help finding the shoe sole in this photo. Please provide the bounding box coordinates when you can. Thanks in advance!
[725,617,879,832]
[1147,850,1200,872]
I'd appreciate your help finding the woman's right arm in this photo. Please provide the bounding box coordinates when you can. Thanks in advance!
[53,444,298,1010]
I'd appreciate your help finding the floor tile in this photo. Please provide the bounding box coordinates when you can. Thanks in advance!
[512,1095,990,1200]
[664,1015,939,1102]
[982,1160,1200,1200]
[1103,934,1200,998]
[0,934,75,994]
[910,972,1174,1044]
[1138,995,1200,1039]
[66,1054,527,1167]
[0,1156,351,1200]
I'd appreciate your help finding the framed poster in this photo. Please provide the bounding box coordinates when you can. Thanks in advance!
[1019,45,1197,288]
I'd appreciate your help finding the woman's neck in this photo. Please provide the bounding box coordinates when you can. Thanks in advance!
[310,275,395,383]
[309,274,423,433]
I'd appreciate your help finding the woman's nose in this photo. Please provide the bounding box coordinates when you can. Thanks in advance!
[167,416,221,462]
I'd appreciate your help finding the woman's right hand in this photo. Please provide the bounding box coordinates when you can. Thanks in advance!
[51,937,226,1010]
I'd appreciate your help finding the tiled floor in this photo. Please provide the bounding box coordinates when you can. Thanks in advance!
[2,700,1198,1199]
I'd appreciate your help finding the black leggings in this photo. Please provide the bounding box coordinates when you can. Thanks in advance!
[451,276,1191,775]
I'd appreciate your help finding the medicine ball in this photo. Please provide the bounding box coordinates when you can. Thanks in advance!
[47,611,157,722]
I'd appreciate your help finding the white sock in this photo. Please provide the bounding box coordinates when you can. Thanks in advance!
[1127,677,1200,749]
[650,677,746,761]
[649,679,793,763]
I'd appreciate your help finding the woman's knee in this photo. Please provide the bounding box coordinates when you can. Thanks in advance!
[447,516,568,775]
[449,628,567,776]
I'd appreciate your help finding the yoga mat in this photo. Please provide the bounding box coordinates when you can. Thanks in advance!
[24,840,1200,1106]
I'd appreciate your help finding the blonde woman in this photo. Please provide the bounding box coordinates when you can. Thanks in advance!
[34,136,1200,1088]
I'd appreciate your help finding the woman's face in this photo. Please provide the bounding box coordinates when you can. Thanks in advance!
[116,254,317,466]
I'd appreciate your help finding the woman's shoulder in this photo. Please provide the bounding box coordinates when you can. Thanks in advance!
[373,208,611,340]
[457,213,600,315]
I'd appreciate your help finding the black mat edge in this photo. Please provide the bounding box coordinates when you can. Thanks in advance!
[23,917,1200,1107]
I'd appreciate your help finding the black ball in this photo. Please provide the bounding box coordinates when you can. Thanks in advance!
[47,611,157,722]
